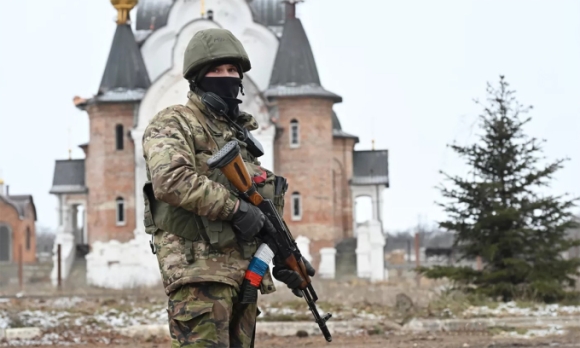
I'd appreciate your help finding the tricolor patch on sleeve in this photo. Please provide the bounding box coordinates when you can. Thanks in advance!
[244,244,275,287]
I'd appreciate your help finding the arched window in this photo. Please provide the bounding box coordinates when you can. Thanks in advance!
[116,197,126,225]
[289,119,299,147]
[291,192,302,221]
[26,227,31,251]
[115,124,124,150]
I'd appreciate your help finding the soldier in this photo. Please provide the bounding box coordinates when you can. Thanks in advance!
[141,28,315,348]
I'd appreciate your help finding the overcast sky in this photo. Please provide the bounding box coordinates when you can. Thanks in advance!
[0,0,578,233]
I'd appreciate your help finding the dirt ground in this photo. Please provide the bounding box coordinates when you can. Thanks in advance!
[14,332,580,348]
[3,279,580,347]
[255,331,580,348]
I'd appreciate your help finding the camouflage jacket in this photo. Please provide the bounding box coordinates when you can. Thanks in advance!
[142,91,277,295]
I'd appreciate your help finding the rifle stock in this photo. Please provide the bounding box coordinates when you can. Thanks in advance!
[207,141,263,206]
[207,140,332,342]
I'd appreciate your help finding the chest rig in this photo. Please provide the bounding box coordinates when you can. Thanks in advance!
[142,101,286,262]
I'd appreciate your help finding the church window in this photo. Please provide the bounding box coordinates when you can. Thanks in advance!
[115,124,124,150]
[116,197,126,225]
[291,192,302,221]
[26,227,31,251]
[290,120,299,148]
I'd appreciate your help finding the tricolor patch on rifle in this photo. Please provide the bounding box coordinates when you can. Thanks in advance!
[244,244,275,287]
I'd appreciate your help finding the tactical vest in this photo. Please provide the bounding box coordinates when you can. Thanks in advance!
[142,103,286,262]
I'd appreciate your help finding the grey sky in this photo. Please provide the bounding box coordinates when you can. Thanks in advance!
[0,0,578,233]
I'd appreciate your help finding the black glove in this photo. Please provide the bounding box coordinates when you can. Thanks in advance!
[272,257,316,296]
[230,200,265,241]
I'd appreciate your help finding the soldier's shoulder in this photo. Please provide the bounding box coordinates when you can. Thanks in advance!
[148,104,190,125]
[144,104,202,133]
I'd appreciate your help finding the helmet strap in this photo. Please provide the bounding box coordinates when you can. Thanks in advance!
[189,80,204,96]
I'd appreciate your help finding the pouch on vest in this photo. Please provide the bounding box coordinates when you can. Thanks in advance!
[238,239,257,260]
[198,216,240,253]
[142,182,203,243]
[143,183,160,235]
[273,175,288,216]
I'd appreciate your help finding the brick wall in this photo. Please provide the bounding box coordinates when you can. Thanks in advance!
[85,103,136,244]
[332,137,356,238]
[273,97,341,265]
[0,200,36,263]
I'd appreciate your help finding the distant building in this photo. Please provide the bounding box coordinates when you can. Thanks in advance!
[0,179,37,263]
[49,0,390,286]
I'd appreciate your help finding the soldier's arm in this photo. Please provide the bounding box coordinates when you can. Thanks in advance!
[142,111,238,221]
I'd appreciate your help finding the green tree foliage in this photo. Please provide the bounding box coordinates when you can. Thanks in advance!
[420,76,580,302]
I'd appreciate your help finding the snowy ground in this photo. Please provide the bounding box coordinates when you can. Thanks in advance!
[0,296,401,332]
[2,296,580,329]
[1,296,580,346]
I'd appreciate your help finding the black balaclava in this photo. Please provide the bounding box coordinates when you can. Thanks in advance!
[191,61,244,120]
[198,76,242,120]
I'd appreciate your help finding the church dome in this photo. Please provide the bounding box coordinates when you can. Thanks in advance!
[135,0,174,31]
[136,0,286,35]
[248,0,286,28]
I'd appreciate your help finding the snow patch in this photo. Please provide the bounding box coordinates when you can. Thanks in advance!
[0,310,10,329]
[497,325,566,339]
[463,301,580,318]
[52,297,85,309]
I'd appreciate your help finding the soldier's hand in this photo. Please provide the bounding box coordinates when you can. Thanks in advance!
[272,258,316,297]
[302,258,316,277]
[230,200,265,241]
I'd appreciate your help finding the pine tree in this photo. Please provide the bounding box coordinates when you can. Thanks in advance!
[421,76,580,303]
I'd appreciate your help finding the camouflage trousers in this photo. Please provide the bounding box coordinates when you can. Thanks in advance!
[167,282,258,348]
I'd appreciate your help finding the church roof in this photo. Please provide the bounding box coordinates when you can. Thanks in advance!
[0,195,22,219]
[8,195,36,221]
[0,194,36,220]
[49,159,87,194]
[332,111,342,130]
[265,14,341,102]
[136,0,174,31]
[136,0,286,35]
[351,150,389,187]
[332,111,359,141]
[248,0,286,30]
[97,24,151,102]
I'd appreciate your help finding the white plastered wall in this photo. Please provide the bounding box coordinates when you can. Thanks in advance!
[351,184,386,236]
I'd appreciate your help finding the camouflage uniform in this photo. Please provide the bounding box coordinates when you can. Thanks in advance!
[168,283,259,348]
[143,92,277,292]
[142,29,282,347]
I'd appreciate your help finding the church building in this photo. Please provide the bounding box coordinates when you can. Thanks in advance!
[0,179,37,263]
[50,0,389,286]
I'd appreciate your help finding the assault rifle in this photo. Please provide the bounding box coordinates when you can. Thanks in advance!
[207,140,333,342]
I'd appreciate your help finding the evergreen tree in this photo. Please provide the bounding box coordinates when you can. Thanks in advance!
[421,76,580,302]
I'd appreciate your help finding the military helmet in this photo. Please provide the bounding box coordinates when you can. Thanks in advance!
[183,28,252,80]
